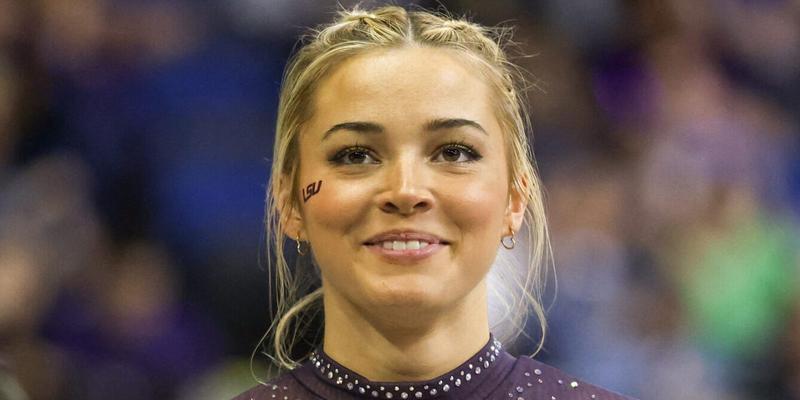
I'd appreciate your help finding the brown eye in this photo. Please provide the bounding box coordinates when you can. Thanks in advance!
[329,146,380,165]
[347,150,368,163]
[433,143,482,163]
[442,147,462,162]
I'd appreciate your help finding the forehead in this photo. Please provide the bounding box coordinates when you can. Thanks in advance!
[311,46,496,126]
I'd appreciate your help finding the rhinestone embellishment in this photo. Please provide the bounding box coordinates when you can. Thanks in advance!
[308,337,503,398]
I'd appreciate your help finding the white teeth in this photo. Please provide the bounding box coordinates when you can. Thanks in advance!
[377,240,432,250]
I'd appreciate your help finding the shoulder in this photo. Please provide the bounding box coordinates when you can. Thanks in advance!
[510,356,639,400]
[230,370,310,400]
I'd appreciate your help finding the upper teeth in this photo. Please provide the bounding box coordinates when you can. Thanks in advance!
[381,240,430,250]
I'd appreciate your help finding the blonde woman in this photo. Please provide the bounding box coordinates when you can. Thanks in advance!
[235,6,635,400]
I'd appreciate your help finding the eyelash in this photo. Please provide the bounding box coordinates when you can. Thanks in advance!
[328,141,483,165]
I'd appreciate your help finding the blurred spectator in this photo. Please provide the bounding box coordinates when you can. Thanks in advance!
[672,184,798,395]
[0,154,104,400]
[43,240,224,399]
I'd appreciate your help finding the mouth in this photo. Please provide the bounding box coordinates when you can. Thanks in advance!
[364,239,445,251]
[363,231,450,263]
[363,241,447,263]
[363,230,450,247]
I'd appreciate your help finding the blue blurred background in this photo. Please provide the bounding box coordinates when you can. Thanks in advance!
[0,0,798,399]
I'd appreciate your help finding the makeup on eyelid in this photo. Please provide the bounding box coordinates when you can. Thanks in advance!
[327,141,483,166]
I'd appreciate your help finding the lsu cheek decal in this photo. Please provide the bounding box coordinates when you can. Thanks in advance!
[302,180,323,203]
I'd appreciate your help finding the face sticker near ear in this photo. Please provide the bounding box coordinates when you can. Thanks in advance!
[302,180,323,203]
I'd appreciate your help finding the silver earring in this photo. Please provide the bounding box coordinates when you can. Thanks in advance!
[501,229,515,250]
[296,236,307,255]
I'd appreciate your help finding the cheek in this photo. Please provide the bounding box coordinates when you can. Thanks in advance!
[441,176,509,236]
[300,177,372,241]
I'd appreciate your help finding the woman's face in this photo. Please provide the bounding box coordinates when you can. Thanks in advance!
[285,46,525,316]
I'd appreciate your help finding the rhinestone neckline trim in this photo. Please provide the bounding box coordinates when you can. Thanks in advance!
[309,336,503,399]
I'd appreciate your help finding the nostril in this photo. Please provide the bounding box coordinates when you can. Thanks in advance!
[380,199,430,215]
[377,186,433,215]
[380,202,401,213]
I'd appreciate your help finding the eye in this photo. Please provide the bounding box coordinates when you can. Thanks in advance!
[329,146,380,165]
[433,142,482,163]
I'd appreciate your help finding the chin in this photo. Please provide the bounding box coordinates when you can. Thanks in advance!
[362,278,453,311]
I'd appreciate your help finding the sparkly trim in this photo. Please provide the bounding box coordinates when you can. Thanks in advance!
[309,336,503,399]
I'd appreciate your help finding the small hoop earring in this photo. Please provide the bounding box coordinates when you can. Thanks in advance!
[501,229,515,250]
[296,236,307,255]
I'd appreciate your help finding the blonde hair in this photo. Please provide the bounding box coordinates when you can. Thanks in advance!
[259,5,551,372]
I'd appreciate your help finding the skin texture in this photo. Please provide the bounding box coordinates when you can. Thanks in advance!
[281,46,526,381]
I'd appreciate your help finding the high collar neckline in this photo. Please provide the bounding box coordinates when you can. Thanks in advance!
[307,335,506,399]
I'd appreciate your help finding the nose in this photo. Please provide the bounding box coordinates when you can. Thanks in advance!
[377,156,433,215]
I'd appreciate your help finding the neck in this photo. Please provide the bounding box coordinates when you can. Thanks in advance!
[321,281,490,382]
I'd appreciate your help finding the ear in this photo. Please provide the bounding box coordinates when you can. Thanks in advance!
[277,175,306,241]
[504,177,528,235]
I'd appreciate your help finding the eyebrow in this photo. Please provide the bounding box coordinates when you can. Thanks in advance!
[322,118,487,141]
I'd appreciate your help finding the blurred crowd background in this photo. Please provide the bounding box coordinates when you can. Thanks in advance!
[0,0,798,399]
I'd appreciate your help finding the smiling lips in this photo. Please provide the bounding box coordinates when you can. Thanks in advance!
[364,230,449,262]
[379,240,430,251]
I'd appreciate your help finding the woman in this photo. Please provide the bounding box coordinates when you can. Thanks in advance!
[235,6,635,400]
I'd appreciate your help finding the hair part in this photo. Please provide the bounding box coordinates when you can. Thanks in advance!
[258,5,552,374]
